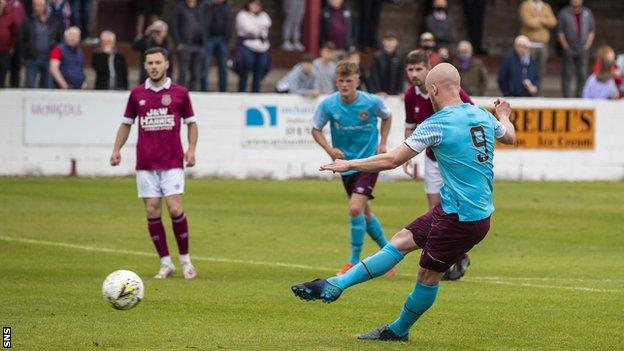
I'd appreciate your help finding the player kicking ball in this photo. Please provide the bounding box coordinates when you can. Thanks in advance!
[310,60,395,276]
[402,50,474,281]
[110,47,199,280]
[292,63,516,341]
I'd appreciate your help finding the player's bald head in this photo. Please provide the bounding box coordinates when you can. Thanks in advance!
[425,63,461,90]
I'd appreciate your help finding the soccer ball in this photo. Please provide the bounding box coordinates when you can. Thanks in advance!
[102,270,144,310]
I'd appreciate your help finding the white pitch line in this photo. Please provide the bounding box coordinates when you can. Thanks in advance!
[1,235,621,294]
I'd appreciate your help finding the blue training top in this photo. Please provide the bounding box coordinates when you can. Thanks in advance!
[405,103,506,221]
[311,91,391,176]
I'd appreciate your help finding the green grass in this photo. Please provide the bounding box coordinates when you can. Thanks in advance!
[1,178,623,350]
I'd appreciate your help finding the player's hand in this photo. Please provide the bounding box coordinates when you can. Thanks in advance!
[110,151,121,166]
[494,98,511,120]
[402,161,414,178]
[328,148,345,161]
[320,159,351,173]
[185,149,196,167]
[377,144,387,154]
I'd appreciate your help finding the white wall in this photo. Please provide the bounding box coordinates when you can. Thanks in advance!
[1,90,623,181]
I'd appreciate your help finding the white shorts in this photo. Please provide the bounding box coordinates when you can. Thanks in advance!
[136,168,185,198]
[424,156,443,195]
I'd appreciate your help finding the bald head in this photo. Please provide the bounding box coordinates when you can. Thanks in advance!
[425,63,462,111]
[425,63,461,90]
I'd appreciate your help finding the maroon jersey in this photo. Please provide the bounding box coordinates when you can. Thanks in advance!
[404,85,473,161]
[123,78,196,170]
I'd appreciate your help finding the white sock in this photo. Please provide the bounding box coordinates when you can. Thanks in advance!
[160,256,173,266]
[179,254,191,265]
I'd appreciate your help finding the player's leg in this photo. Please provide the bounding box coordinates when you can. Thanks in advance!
[364,203,389,249]
[162,168,196,279]
[423,156,441,209]
[138,170,175,279]
[360,208,491,341]
[291,208,434,303]
[337,192,368,274]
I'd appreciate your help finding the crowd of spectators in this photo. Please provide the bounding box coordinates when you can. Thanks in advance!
[0,0,622,99]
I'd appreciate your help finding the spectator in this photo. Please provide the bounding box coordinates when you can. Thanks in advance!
[234,0,271,93]
[171,0,203,91]
[368,31,404,96]
[91,30,128,90]
[461,0,487,55]
[132,20,173,84]
[70,0,94,42]
[0,0,19,88]
[498,35,539,97]
[49,26,85,89]
[557,0,595,97]
[312,41,336,95]
[591,45,622,96]
[582,58,619,100]
[135,0,164,39]
[425,0,456,51]
[6,0,26,87]
[320,0,355,52]
[20,0,63,88]
[358,0,383,50]
[45,0,70,30]
[281,0,304,51]
[199,0,230,92]
[346,49,369,91]
[276,53,317,96]
[419,32,442,67]
[454,40,488,96]
[519,0,557,79]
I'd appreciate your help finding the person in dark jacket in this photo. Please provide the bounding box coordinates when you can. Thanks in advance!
[92,30,128,90]
[171,0,203,91]
[49,26,85,89]
[20,0,63,88]
[199,0,230,92]
[320,0,356,52]
[498,35,539,97]
[132,20,173,84]
[368,31,404,96]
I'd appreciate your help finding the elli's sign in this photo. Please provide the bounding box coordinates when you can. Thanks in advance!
[491,107,595,150]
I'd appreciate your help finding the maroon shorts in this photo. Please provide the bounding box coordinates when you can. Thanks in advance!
[341,172,379,199]
[405,205,490,272]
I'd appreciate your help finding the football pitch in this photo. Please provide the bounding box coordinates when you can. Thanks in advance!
[1,177,623,350]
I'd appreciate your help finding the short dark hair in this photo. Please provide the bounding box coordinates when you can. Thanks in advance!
[405,49,429,67]
[321,41,336,51]
[301,53,314,63]
[381,30,398,40]
[244,0,260,11]
[144,47,169,61]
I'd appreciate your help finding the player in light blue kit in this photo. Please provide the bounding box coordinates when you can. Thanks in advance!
[292,63,516,341]
[311,60,395,276]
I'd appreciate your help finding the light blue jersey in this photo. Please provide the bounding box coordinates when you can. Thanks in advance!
[311,91,391,176]
[405,103,506,221]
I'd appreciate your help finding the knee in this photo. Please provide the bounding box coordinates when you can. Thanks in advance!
[417,268,444,286]
[146,205,161,219]
[349,206,363,218]
[168,205,183,218]
[390,230,418,255]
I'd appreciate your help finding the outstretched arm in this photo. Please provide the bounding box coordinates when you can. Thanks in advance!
[320,143,418,173]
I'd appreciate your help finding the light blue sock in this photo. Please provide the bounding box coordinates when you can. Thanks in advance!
[388,282,439,337]
[329,244,404,290]
[366,214,389,248]
[348,214,366,265]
